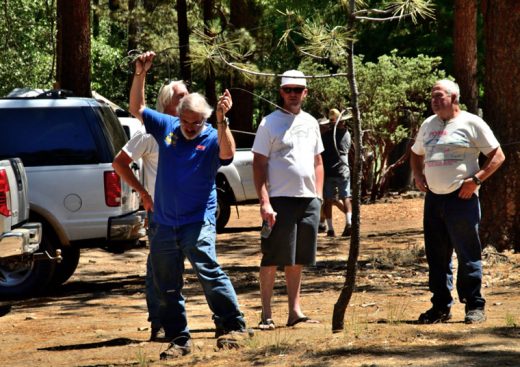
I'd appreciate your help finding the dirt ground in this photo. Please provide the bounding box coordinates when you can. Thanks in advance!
[1,195,519,367]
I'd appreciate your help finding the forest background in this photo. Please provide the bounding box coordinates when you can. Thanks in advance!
[0,0,518,252]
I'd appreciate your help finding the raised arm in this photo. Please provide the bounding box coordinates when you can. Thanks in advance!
[216,89,236,160]
[129,51,156,123]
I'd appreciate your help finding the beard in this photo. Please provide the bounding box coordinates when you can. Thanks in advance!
[180,125,206,140]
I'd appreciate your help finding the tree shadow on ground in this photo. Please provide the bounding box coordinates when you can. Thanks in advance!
[218,225,261,234]
[37,337,141,351]
[2,274,146,313]
[305,339,520,367]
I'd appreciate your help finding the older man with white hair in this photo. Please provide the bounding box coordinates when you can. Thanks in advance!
[129,51,250,359]
[113,79,188,342]
[411,79,505,325]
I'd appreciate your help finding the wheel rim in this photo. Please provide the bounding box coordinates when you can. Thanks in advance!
[0,260,34,287]
[216,200,221,220]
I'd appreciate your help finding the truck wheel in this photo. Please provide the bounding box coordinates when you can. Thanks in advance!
[0,232,56,297]
[49,245,80,287]
[216,189,231,233]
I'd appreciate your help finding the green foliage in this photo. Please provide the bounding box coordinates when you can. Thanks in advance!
[91,37,128,106]
[298,59,349,119]
[0,1,55,95]
[353,51,446,196]
[355,50,445,144]
[355,0,455,71]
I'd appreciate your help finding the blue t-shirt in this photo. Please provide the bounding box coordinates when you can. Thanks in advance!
[143,108,231,226]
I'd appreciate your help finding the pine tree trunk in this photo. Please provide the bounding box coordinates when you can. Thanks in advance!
[177,0,191,85]
[480,0,520,251]
[203,0,217,114]
[126,0,139,92]
[332,0,362,332]
[453,0,478,114]
[229,0,256,132]
[56,0,91,97]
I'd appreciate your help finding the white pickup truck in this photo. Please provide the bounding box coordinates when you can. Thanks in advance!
[0,93,145,297]
[0,158,48,295]
[215,130,257,231]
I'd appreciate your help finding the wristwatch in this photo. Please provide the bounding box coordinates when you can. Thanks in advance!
[217,117,229,126]
[471,175,482,186]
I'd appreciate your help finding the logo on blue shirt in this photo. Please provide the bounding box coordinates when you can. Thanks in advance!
[165,132,178,146]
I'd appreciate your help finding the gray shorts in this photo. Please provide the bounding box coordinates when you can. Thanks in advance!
[260,197,321,266]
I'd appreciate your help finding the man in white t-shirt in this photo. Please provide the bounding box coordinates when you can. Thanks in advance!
[411,79,505,325]
[252,70,324,330]
[112,80,188,341]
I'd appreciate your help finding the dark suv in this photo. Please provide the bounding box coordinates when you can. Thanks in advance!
[0,91,145,296]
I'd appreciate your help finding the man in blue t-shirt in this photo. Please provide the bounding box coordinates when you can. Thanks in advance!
[129,51,250,359]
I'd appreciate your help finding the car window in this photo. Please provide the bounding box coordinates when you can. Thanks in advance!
[0,107,101,166]
[96,106,127,153]
[122,125,131,139]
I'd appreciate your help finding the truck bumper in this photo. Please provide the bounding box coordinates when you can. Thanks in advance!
[0,222,42,258]
[107,210,146,242]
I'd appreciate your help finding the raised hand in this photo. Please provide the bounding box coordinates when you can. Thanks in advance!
[216,89,233,123]
[135,51,156,76]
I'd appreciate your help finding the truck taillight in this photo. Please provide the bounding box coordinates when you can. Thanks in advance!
[104,171,121,207]
[0,169,11,217]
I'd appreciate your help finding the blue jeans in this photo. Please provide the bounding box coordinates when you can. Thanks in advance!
[145,211,165,329]
[146,254,161,328]
[148,219,245,340]
[424,190,485,310]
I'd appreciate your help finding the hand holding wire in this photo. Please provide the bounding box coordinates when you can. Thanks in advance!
[134,51,156,76]
[216,89,232,122]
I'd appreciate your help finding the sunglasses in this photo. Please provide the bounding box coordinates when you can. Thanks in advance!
[281,87,305,94]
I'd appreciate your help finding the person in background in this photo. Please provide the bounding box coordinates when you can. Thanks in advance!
[252,70,324,330]
[129,51,251,359]
[411,79,505,324]
[112,80,188,341]
[319,108,352,237]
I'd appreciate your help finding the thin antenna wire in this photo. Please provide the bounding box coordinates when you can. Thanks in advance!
[228,87,295,116]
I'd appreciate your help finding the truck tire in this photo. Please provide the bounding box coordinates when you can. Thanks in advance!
[49,245,80,287]
[0,231,56,298]
[216,189,231,233]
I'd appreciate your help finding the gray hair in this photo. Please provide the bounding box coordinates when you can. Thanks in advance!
[156,80,187,112]
[177,93,213,119]
[435,79,460,103]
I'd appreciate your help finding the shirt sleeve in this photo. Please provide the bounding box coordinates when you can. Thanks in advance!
[339,130,351,155]
[411,122,427,156]
[122,132,154,162]
[252,118,271,157]
[143,107,178,143]
[314,122,324,155]
[472,118,500,155]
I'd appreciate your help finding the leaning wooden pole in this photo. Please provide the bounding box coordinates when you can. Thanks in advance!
[332,0,363,332]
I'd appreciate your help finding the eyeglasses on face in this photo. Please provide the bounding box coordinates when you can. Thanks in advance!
[180,118,205,127]
[281,87,305,94]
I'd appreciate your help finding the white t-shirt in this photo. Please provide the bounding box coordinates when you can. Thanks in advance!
[122,130,159,199]
[252,109,324,197]
[411,111,500,194]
